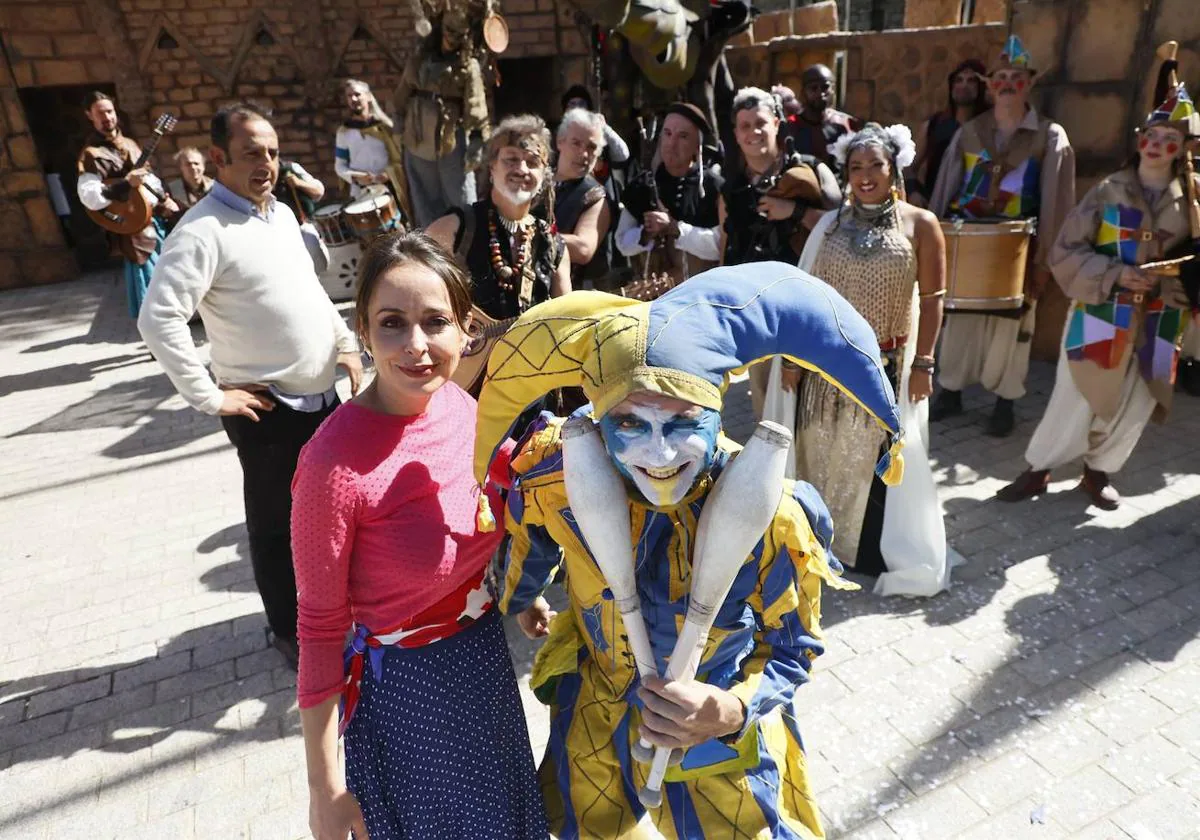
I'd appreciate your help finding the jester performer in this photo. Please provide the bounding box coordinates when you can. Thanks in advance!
[472,263,904,838]
[997,81,1200,509]
[928,34,1076,437]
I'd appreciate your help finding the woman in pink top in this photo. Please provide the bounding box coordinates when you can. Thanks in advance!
[291,232,548,840]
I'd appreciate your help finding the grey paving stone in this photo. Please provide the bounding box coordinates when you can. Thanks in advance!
[24,674,112,720]
[2,274,1198,838]
[1102,732,1194,796]
[1110,786,1200,840]
[1042,764,1135,832]
[882,782,988,840]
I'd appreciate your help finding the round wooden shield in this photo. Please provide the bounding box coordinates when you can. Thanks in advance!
[483,13,509,54]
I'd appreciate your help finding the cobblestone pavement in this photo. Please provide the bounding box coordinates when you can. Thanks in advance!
[1,272,1198,839]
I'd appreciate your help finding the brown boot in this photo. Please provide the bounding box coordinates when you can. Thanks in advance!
[995,468,1050,502]
[1080,466,1120,510]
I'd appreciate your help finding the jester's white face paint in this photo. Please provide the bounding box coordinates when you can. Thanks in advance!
[598,391,722,507]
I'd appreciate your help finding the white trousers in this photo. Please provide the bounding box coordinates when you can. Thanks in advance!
[938,302,1037,400]
[1182,317,1200,358]
[1024,349,1156,474]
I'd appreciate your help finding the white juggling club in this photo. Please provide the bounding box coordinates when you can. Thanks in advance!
[637,420,792,808]
[561,416,661,696]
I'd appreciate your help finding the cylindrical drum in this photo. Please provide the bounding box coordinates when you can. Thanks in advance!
[941,217,1036,313]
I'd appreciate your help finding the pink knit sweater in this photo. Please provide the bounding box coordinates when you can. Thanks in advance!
[290,383,510,708]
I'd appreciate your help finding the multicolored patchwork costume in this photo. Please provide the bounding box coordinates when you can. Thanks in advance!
[1021,82,1199,477]
[928,34,1076,405]
[471,264,904,839]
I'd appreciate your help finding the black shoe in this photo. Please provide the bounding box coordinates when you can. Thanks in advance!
[1179,357,1200,397]
[1080,466,1121,510]
[986,398,1015,437]
[930,388,963,421]
[995,468,1050,502]
[270,632,299,671]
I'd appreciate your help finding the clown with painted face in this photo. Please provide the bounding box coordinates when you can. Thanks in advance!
[473,263,903,838]
[997,71,1200,511]
[927,34,1077,438]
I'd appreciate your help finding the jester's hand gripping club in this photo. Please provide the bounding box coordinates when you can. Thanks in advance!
[561,417,661,696]
[636,421,793,809]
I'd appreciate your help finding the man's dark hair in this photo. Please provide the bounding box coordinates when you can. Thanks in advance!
[211,101,272,153]
[82,90,114,111]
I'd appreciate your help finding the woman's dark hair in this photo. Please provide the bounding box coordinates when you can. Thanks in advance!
[354,231,473,344]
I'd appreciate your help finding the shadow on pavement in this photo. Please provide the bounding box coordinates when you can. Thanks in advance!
[9,372,222,459]
[0,620,297,787]
[827,493,1199,834]
[0,353,148,396]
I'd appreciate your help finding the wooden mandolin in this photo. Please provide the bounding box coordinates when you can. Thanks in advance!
[85,113,177,235]
[452,272,677,393]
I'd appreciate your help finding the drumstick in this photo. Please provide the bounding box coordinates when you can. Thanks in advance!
[637,421,792,808]
[561,417,660,687]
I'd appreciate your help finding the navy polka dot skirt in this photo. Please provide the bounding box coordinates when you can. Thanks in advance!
[344,609,549,839]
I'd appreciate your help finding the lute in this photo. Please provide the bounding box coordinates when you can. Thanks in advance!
[85,113,178,235]
[453,272,677,393]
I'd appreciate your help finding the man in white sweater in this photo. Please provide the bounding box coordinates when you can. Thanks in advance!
[138,102,363,669]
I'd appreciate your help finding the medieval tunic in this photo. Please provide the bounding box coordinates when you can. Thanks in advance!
[447,200,564,322]
[554,175,609,283]
[500,419,849,840]
[1024,168,1197,473]
[616,163,724,282]
[76,131,167,318]
[723,151,840,418]
[786,108,859,172]
[929,108,1075,400]
[334,119,393,199]
[394,39,488,227]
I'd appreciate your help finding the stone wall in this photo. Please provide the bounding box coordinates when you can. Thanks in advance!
[0,2,82,288]
[727,23,1006,133]
[0,0,589,289]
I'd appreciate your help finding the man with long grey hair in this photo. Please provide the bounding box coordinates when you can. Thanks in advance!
[335,79,401,200]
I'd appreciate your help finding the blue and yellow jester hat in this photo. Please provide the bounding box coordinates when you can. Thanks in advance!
[1145,82,1199,137]
[471,262,905,529]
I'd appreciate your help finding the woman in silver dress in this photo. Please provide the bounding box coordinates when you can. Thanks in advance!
[766,123,961,597]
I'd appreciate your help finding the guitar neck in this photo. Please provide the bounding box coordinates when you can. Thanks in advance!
[133,131,164,170]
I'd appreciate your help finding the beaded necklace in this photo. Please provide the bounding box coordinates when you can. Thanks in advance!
[488,208,534,291]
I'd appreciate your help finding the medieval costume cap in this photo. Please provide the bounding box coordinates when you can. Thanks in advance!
[471,263,905,529]
[1144,82,1199,137]
[663,101,714,194]
[994,34,1036,75]
[665,101,712,137]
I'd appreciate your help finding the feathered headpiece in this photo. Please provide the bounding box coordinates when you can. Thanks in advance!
[470,263,906,530]
[830,123,917,172]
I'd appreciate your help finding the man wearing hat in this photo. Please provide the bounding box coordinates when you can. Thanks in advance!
[928,34,1076,437]
[996,80,1199,508]
[616,102,725,286]
[472,263,904,838]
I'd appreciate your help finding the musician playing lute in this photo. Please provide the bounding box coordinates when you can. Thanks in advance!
[76,91,179,319]
[997,69,1200,510]
[616,102,725,287]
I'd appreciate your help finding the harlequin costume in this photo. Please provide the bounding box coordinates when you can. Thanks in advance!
[997,81,1200,509]
[928,35,1076,435]
[472,263,904,839]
